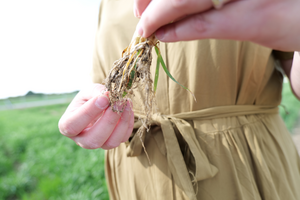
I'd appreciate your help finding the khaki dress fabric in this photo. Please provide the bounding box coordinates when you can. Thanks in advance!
[92,0,300,199]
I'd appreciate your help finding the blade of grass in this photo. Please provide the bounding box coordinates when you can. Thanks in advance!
[154,46,196,102]
[122,65,136,97]
[154,54,160,94]
[127,67,136,90]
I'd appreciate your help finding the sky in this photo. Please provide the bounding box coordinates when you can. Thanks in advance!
[0,0,101,99]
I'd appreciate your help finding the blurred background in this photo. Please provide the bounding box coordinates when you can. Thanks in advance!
[0,0,109,199]
[0,0,300,199]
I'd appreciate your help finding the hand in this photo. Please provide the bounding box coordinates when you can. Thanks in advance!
[135,0,300,52]
[58,84,134,149]
[134,0,213,38]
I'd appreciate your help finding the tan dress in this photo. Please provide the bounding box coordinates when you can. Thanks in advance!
[92,0,300,199]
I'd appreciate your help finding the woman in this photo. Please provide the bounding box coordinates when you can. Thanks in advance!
[59,0,300,199]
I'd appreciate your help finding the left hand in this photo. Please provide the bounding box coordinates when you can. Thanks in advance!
[58,84,134,150]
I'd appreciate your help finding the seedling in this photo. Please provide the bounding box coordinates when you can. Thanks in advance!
[104,34,195,131]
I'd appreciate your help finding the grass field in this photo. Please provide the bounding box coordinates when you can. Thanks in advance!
[280,81,300,132]
[0,104,109,200]
[0,82,299,200]
[0,92,78,107]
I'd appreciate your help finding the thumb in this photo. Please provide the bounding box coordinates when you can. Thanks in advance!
[59,92,110,137]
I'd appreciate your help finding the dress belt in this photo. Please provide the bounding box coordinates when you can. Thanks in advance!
[126,105,279,200]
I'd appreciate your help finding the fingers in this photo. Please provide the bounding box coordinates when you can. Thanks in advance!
[72,101,133,149]
[134,0,151,18]
[155,1,255,42]
[59,83,135,150]
[122,109,134,142]
[102,101,134,149]
[59,93,110,137]
[136,0,213,38]
[65,83,106,113]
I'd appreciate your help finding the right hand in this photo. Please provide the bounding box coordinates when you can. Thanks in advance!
[58,84,134,149]
[135,0,300,52]
[134,0,213,38]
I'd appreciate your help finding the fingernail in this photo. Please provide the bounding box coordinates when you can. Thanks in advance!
[136,23,144,37]
[95,95,110,109]
[156,28,165,40]
[134,7,140,18]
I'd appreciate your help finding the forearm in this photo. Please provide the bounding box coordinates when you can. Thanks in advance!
[290,52,300,100]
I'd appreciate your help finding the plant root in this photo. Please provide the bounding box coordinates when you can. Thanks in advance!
[104,34,158,132]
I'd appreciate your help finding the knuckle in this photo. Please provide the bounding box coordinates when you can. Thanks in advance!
[106,115,120,126]
[81,106,95,120]
[193,14,207,34]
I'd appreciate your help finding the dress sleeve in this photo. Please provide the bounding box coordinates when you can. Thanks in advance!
[272,50,294,60]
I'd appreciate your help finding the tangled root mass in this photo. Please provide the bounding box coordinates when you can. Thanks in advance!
[104,35,158,131]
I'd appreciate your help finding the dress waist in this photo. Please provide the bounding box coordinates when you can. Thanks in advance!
[127,105,278,200]
[134,105,278,123]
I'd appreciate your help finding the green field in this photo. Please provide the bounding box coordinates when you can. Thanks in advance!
[0,82,299,200]
[280,82,300,132]
[0,104,109,200]
[0,92,78,106]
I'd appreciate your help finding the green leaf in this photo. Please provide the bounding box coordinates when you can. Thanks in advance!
[154,54,160,94]
[127,68,136,90]
[122,69,135,97]
[154,46,196,101]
